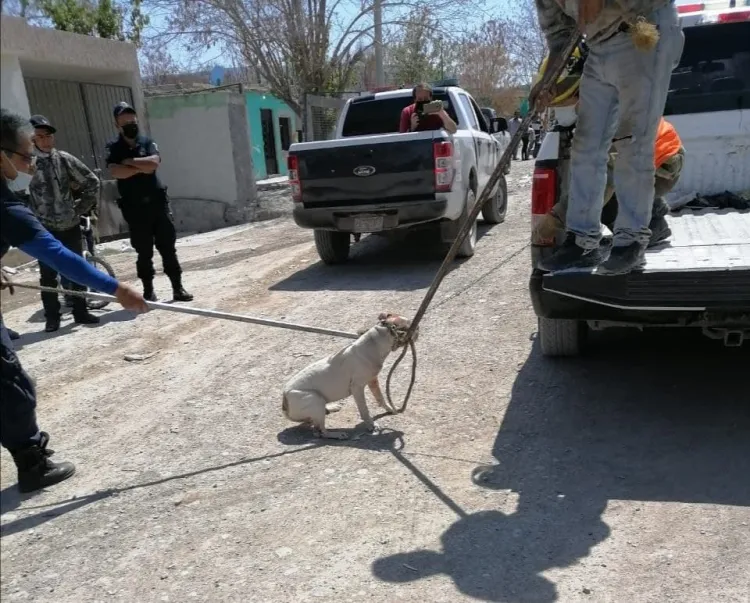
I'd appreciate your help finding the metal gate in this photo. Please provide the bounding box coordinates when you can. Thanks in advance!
[24,78,134,176]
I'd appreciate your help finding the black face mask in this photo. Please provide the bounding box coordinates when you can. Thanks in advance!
[122,123,139,139]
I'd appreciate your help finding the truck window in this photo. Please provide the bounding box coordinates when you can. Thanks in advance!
[457,94,479,130]
[341,93,459,137]
[664,21,750,116]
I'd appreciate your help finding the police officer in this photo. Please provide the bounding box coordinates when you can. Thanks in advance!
[106,102,193,302]
[1,108,148,492]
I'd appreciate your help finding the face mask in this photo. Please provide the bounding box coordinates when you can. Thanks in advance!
[9,170,33,192]
[122,123,139,139]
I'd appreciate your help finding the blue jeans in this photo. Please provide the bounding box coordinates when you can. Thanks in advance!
[567,2,685,249]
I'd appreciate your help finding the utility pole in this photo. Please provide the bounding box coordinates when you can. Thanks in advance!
[374,0,384,86]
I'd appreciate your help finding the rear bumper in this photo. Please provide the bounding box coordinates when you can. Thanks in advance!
[293,199,448,231]
[530,265,750,325]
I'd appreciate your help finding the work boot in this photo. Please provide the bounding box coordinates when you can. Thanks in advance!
[11,432,76,493]
[73,310,100,325]
[45,317,61,333]
[142,280,157,302]
[538,233,608,273]
[170,277,193,302]
[597,242,647,276]
[648,217,672,248]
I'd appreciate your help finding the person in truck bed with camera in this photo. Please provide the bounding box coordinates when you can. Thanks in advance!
[399,83,458,134]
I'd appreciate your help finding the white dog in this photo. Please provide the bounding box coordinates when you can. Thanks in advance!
[282,313,417,439]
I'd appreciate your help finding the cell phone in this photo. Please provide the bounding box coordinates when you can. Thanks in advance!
[423,100,443,115]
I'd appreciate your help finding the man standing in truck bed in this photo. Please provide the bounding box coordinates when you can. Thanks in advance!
[531,0,685,275]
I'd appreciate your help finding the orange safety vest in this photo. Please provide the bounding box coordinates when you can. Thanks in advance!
[654,118,682,169]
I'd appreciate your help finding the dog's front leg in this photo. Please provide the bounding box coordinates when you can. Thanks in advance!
[352,386,376,432]
[368,377,396,414]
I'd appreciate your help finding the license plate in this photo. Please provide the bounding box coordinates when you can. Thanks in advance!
[353,215,385,232]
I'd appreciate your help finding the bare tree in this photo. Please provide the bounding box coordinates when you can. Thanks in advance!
[145,0,480,116]
[457,20,513,105]
[500,0,547,84]
[140,41,185,86]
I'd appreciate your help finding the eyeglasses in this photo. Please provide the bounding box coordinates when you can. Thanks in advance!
[1,147,34,165]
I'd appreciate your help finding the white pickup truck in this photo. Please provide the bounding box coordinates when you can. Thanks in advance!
[287,86,511,264]
[529,6,750,355]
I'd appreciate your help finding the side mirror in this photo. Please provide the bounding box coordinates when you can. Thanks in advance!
[491,117,508,133]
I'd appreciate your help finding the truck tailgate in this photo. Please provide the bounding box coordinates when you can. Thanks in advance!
[297,137,436,206]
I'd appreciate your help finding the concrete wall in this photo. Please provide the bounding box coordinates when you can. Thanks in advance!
[0,54,31,116]
[245,91,299,179]
[146,91,258,233]
[0,16,144,117]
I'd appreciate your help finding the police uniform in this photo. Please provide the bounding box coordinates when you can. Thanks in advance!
[106,104,191,301]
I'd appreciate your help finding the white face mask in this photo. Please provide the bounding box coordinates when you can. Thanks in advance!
[8,170,33,192]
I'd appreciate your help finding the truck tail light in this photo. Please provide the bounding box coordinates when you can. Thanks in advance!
[433,141,455,193]
[717,9,750,22]
[531,166,557,247]
[287,155,302,202]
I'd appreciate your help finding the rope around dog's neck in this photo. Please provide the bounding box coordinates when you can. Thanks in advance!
[378,320,417,414]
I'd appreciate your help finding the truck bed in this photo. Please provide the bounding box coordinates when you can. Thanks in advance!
[644,209,750,272]
[540,210,750,311]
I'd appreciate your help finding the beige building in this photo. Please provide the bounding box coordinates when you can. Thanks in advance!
[1,15,145,236]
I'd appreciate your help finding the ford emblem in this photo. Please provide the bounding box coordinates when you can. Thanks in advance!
[353,165,376,177]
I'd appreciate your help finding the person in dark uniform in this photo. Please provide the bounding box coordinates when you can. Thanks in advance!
[106,102,193,303]
[1,108,148,492]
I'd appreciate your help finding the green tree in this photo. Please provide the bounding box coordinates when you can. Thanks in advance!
[32,0,148,45]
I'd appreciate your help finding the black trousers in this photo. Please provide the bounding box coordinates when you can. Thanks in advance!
[521,136,531,160]
[0,317,39,451]
[39,225,87,320]
[120,198,182,283]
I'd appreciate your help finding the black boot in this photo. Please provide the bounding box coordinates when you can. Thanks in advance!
[597,242,647,275]
[170,277,193,302]
[45,317,61,333]
[11,432,76,493]
[142,280,157,302]
[73,310,100,325]
[537,233,608,273]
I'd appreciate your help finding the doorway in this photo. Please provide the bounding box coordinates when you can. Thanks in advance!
[260,109,278,176]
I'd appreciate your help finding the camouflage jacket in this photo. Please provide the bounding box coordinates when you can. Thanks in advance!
[535,0,671,57]
[28,149,100,232]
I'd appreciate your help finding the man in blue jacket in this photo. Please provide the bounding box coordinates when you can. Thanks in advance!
[1,108,148,493]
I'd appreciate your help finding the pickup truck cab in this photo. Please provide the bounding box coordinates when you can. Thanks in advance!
[287,86,510,264]
[530,8,750,355]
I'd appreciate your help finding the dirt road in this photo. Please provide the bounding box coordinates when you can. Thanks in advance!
[1,162,748,603]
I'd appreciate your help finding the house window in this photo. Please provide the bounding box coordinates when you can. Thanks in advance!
[279,117,292,151]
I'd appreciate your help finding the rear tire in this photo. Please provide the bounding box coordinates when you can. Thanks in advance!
[538,317,587,357]
[482,176,508,224]
[314,230,350,265]
[457,188,478,259]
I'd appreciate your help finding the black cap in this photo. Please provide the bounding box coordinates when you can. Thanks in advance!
[113,102,137,118]
[29,114,56,133]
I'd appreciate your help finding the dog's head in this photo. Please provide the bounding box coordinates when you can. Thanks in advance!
[378,312,418,351]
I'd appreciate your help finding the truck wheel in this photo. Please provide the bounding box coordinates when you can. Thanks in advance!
[482,176,508,224]
[457,189,478,258]
[538,317,587,357]
[314,230,350,264]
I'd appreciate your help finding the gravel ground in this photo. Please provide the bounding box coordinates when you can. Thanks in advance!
[1,161,748,603]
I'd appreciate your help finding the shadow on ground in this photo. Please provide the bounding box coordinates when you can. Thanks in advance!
[373,329,750,602]
[270,225,496,293]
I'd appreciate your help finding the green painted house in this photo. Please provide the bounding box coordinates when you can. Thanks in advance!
[245,90,299,179]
